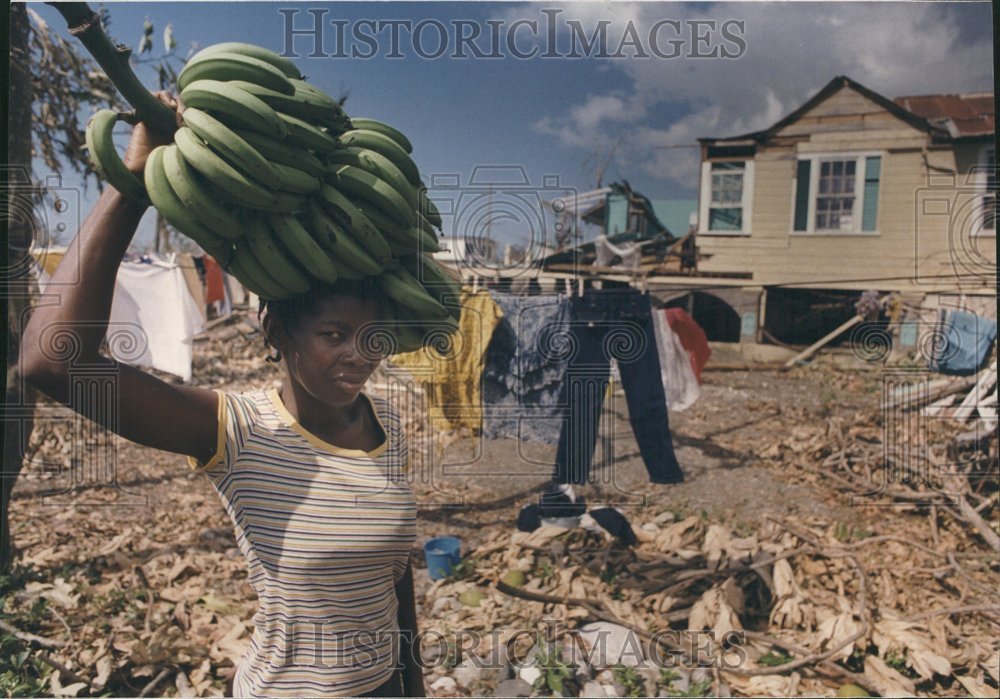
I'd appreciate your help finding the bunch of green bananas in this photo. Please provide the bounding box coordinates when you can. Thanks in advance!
[84,42,459,354]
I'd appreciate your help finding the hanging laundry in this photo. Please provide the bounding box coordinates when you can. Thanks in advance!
[481,292,572,445]
[651,309,701,411]
[202,254,226,305]
[928,310,997,376]
[665,307,711,383]
[552,288,683,485]
[391,289,503,435]
[108,260,205,382]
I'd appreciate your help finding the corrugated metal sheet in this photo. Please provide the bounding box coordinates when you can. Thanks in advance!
[893,93,995,137]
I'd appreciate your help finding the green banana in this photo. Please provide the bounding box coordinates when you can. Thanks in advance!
[289,79,338,107]
[251,192,308,214]
[188,42,303,79]
[229,79,351,132]
[337,129,421,186]
[278,113,340,153]
[180,107,281,189]
[84,109,148,204]
[244,214,312,294]
[269,213,339,283]
[161,143,242,239]
[271,162,321,195]
[347,118,414,154]
[314,183,392,266]
[416,210,439,239]
[289,80,351,131]
[418,188,443,229]
[305,198,383,277]
[392,321,425,354]
[399,254,460,297]
[202,240,235,268]
[399,254,461,321]
[327,165,414,228]
[173,126,278,208]
[143,145,224,249]
[231,128,326,178]
[379,267,449,319]
[180,80,288,139]
[325,147,418,210]
[178,51,295,95]
[231,239,296,299]
[361,205,441,254]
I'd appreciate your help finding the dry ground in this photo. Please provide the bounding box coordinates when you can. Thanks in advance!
[3,314,995,697]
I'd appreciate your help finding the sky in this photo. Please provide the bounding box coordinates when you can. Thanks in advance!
[25,0,996,251]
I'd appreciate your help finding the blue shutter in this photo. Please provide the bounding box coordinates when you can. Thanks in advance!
[793,160,811,231]
[862,156,881,232]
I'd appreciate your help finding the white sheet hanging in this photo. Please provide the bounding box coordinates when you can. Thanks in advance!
[651,308,700,411]
[107,260,205,382]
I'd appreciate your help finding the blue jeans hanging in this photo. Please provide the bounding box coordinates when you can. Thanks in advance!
[552,289,684,485]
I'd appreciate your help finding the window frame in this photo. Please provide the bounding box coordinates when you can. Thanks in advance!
[791,151,883,236]
[976,145,996,237]
[699,159,754,236]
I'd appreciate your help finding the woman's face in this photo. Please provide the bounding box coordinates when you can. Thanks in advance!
[272,294,385,406]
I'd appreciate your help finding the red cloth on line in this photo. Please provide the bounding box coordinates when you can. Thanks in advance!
[664,308,711,384]
[203,255,226,305]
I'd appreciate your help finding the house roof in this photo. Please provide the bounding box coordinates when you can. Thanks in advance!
[892,93,995,138]
[577,182,678,241]
[699,75,990,145]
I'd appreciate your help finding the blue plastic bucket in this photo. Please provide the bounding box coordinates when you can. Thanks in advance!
[424,536,461,580]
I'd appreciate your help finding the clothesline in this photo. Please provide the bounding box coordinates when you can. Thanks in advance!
[388,285,710,485]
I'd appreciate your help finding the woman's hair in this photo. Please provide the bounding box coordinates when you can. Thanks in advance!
[257,278,388,363]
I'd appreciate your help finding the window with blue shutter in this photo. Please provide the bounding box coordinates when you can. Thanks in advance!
[862,156,881,232]
[793,160,811,231]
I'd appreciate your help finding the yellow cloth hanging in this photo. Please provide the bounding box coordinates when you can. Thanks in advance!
[391,288,504,436]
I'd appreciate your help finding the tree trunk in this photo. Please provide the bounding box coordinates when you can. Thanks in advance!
[3,2,38,573]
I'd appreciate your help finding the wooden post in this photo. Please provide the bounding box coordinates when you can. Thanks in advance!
[783,315,864,368]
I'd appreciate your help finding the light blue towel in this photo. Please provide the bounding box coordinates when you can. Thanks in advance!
[928,310,997,376]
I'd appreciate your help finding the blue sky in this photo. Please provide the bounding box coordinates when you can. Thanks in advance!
[27,1,995,250]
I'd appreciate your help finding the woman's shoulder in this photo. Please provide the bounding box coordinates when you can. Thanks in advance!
[214,387,270,422]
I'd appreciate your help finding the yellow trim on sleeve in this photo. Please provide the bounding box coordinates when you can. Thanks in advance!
[187,389,228,471]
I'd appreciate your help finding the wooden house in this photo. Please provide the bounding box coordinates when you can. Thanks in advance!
[695,76,995,346]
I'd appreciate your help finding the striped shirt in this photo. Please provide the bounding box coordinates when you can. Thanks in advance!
[189,387,417,697]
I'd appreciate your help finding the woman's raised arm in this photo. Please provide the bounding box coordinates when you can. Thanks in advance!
[21,95,221,466]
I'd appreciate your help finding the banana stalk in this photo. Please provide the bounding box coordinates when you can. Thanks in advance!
[47,2,177,134]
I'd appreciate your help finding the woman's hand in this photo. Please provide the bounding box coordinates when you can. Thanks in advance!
[122,91,183,177]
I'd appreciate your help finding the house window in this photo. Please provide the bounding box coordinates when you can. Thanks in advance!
[793,153,881,234]
[982,148,996,235]
[815,159,856,231]
[700,160,754,235]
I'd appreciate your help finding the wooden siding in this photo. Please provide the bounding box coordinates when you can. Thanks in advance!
[697,85,996,293]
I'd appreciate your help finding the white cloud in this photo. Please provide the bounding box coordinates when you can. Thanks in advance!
[501,1,994,188]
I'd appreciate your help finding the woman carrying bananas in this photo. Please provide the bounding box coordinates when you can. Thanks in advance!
[21,94,425,698]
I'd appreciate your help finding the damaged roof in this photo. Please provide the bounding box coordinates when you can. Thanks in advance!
[893,92,995,138]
